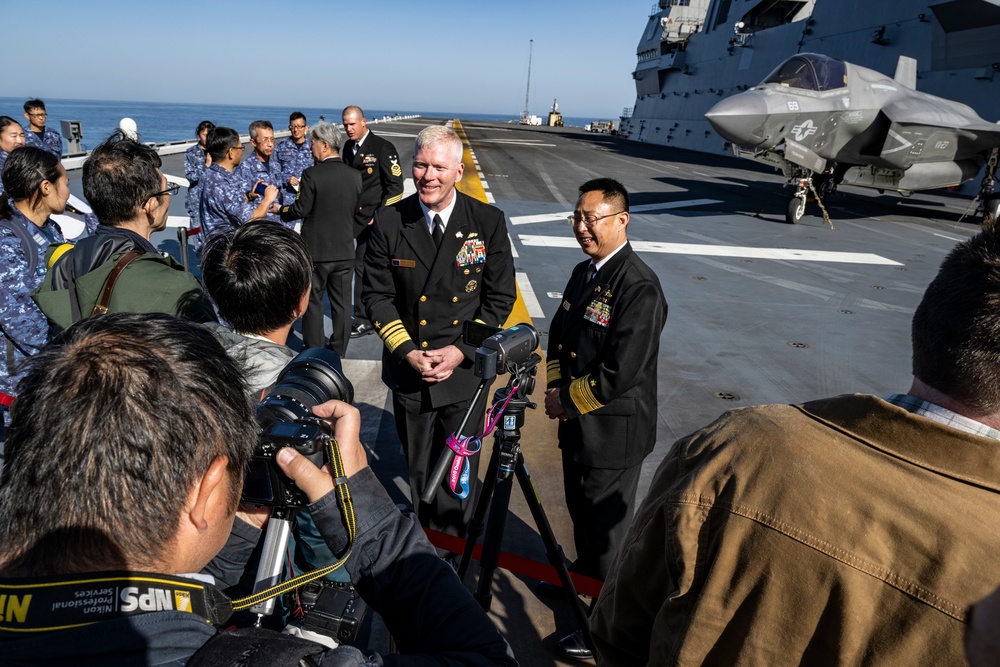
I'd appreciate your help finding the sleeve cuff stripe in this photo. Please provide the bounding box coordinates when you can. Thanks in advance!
[569,375,603,415]
[385,194,403,206]
[384,331,412,352]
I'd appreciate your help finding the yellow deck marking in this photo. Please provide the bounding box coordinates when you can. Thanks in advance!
[450,119,533,331]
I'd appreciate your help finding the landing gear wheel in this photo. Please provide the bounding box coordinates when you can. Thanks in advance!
[786,196,806,224]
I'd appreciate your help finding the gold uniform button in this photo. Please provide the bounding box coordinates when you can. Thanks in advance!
[463,268,470,275]
[476,267,482,273]
[451,296,458,303]
[421,341,429,349]
[419,319,427,326]
[452,319,459,325]
[570,352,577,359]
[419,295,427,302]
[557,344,563,351]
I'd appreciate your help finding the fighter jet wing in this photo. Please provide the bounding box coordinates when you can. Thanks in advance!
[881,100,1000,134]
[878,102,1000,168]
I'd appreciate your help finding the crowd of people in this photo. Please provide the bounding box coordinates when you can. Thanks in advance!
[1,96,1000,666]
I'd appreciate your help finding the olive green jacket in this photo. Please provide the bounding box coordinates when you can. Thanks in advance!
[32,232,216,330]
[592,394,1000,665]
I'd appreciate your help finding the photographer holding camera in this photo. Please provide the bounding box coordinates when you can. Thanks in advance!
[0,312,515,666]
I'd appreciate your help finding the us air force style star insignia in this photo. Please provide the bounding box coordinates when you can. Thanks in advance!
[390,158,402,177]
[465,280,478,293]
[590,378,597,387]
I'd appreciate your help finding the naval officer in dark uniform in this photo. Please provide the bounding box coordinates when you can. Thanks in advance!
[362,125,515,539]
[343,105,405,338]
[544,177,667,658]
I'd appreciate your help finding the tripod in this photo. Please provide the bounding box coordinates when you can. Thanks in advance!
[456,356,594,652]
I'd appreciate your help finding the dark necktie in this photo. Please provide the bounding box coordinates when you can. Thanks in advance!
[432,214,444,248]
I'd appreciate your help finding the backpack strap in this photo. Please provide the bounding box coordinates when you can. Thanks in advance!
[92,249,143,316]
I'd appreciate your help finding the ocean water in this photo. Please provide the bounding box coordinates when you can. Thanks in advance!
[0,97,602,153]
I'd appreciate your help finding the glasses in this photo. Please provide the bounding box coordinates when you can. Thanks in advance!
[230,144,244,152]
[289,124,307,130]
[567,211,626,229]
[148,182,180,199]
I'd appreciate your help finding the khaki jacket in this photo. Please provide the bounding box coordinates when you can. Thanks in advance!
[591,394,1000,665]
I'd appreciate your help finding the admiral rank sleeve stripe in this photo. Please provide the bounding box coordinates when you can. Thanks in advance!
[377,319,412,353]
[569,374,604,415]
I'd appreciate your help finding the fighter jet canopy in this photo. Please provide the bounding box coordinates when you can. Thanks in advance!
[762,54,848,91]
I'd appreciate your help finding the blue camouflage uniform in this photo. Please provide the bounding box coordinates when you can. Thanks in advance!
[198,164,259,248]
[22,125,62,159]
[184,144,210,228]
[275,136,313,205]
[0,151,8,198]
[233,152,286,227]
[0,205,64,416]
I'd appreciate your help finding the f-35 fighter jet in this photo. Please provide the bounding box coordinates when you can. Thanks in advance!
[706,53,1000,223]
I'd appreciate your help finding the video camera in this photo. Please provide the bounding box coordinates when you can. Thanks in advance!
[242,348,354,508]
[463,321,540,380]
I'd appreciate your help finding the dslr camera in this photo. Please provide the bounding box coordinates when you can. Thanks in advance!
[242,348,354,508]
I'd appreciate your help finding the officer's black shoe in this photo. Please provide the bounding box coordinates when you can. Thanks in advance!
[556,630,593,661]
[350,322,374,338]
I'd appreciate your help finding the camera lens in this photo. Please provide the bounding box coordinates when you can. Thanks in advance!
[260,348,355,422]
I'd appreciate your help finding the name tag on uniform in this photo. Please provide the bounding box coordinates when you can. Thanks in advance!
[392,258,416,268]
[455,239,486,267]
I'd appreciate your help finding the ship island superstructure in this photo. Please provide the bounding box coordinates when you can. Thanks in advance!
[623,0,1000,154]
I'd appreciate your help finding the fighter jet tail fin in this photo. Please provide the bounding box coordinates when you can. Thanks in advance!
[894,56,918,90]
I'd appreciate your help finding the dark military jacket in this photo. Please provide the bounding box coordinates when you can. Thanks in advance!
[362,192,515,407]
[343,131,404,234]
[546,242,667,469]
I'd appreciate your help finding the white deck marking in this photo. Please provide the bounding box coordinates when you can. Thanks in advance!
[486,191,496,203]
[519,236,903,265]
[510,199,722,225]
[516,272,545,318]
[508,233,518,257]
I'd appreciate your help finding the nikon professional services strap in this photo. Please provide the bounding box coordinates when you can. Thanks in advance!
[0,572,234,634]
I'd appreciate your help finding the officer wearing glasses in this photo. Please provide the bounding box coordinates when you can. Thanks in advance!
[32,131,217,329]
[543,177,667,660]
[21,99,62,160]
[276,111,313,207]
[198,126,280,250]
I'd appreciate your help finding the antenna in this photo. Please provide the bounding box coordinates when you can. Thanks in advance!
[522,39,533,121]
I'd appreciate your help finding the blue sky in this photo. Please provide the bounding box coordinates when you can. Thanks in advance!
[8,0,652,119]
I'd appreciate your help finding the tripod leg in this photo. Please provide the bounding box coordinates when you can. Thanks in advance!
[475,472,515,611]
[514,459,595,652]
[458,442,501,582]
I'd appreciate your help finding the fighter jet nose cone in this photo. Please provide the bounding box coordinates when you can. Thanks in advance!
[706,93,769,146]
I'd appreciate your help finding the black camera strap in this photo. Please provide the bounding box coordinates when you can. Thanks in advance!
[0,572,235,635]
[230,437,358,613]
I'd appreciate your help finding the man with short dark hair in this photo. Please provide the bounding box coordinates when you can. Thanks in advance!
[544,177,667,660]
[234,120,286,228]
[32,131,216,328]
[279,122,361,355]
[591,229,1000,665]
[362,125,515,540]
[343,105,404,338]
[0,311,515,665]
[276,111,312,206]
[201,221,311,393]
[199,126,279,248]
[21,99,61,159]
